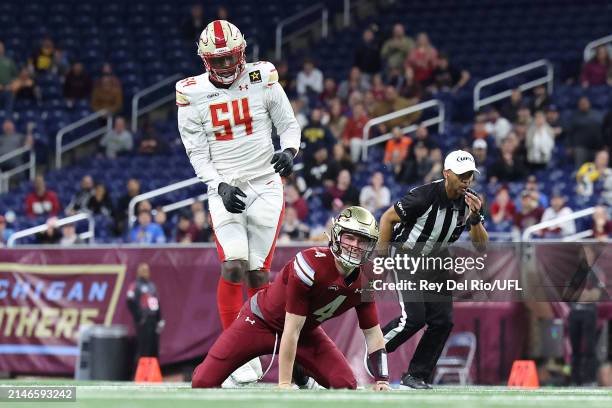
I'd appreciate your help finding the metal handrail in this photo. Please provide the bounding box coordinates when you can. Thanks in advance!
[55,110,112,169]
[473,59,554,111]
[584,34,612,61]
[0,146,36,193]
[275,3,328,61]
[131,73,183,134]
[361,99,445,161]
[522,206,596,242]
[7,212,95,247]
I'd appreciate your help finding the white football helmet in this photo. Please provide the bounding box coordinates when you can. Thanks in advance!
[197,20,246,85]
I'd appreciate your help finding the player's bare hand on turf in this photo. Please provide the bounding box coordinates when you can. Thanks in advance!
[464,189,481,214]
[270,149,294,177]
[218,182,247,213]
[373,381,390,391]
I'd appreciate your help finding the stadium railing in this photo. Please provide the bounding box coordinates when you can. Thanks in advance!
[131,73,183,134]
[473,59,554,112]
[275,3,329,61]
[127,161,305,230]
[7,212,95,247]
[0,145,35,193]
[521,206,596,241]
[360,99,445,161]
[583,33,612,61]
[55,110,112,169]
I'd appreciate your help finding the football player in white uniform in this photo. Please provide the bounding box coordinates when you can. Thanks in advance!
[176,20,300,385]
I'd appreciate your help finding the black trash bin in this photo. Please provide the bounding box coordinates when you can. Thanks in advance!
[75,325,129,381]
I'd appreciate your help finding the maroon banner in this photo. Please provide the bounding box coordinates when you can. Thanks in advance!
[0,245,529,384]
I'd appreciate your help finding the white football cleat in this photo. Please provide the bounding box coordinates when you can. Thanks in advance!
[229,359,259,385]
[300,377,324,390]
[248,357,263,378]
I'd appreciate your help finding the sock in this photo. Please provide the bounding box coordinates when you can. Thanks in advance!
[216,278,244,330]
[247,283,270,299]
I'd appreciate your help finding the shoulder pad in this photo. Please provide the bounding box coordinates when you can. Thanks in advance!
[247,61,278,87]
[175,77,198,106]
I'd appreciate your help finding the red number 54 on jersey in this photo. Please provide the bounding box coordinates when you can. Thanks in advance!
[210,98,253,141]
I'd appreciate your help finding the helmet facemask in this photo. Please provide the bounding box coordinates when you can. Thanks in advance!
[331,226,377,271]
[199,45,246,85]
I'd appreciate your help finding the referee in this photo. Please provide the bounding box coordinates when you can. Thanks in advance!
[377,150,488,389]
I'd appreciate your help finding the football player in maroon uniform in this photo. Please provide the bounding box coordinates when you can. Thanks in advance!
[192,206,389,390]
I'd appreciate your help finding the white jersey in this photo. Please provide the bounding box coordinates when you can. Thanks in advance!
[176,61,301,189]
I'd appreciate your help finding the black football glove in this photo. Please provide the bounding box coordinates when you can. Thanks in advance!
[270,149,294,177]
[217,182,247,214]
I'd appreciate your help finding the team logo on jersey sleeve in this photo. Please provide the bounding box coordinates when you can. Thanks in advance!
[249,70,262,83]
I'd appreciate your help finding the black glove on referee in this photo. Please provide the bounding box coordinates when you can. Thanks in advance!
[217,182,247,214]
[270,149,295,177]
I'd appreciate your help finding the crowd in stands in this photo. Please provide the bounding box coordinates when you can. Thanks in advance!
[1,12,611,245]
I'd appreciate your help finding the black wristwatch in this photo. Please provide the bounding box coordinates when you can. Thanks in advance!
[468,211,484,226]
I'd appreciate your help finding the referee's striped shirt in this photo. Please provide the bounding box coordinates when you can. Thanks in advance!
[391,179,480,257]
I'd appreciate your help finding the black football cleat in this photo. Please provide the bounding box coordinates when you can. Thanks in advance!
[400,374,433,389]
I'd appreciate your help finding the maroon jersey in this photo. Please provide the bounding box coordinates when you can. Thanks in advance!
[253,247,379,332]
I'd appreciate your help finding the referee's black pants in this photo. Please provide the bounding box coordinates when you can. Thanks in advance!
[382,287,453,382]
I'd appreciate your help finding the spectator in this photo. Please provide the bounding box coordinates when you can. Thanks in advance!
[279,206,310,242]
[567,96,603,166]
[332,143,355,173]
[370,73,386,101]
[576,149,611,197]
[513,190,544,234]
[472,110,490,140]
[284,184,309,221]
[192,208,212,242]
[371,86,419,132]
[526,110,556,170]
[398,65,423,101]
[592,206,612,241]
[216,5,229,19]
[60,224,84,246]
[29,37,55,74]
[0,41,17,110]
[181,4,206,42]
[25,175,60,218]
[546,104,564,139]
[541,193,576,238]
[338,67,370,102]
[0,119,33,170]
[322,169,360,211]
[36,217,62,244]
[428,52,470,93]
[154,207,172,239]
[485,107,512,147]
[398,141,432,184]
[100,117,133,158]
[276,61,294,94]
[290,98,308,129]
[501,88,524,123]
[300,108,336,158]
[603,109,612,150]
[9,68,39,107]
[91,63,123,114]
[341,102,369,163]
[137,122,168,155]
[472,139,490,178]
[424,148,443,183]
[530,85,550,112]
[175,212,197,243]
[115,178,141,235]
[490,186,516,225]
[489,133,527,183]
[353,27,381,77]
[326,98,347,140]
[0,215,14,246]
[319,78,338,106]
[87,183,114,217]
[296,58,323,100]
[405,32,438,83]
[581,46,610,87]
[524,174,549,209]
[384,126,412,174]
[130,210,167,244]
[359,171,391,214]
[63,62,93,105]
[303,147,335,189]
[381,23,414,71]
[65,175,94,215]
[411,124,438,151]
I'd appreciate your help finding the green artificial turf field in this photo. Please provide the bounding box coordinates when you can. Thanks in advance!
[1,381,611,408]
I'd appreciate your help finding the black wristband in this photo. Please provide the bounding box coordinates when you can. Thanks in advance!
[366,349,389,381]
[469,212,483,226]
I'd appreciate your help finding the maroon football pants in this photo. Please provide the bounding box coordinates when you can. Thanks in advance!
[191,304,357,389]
